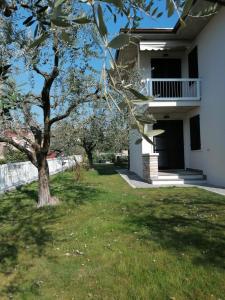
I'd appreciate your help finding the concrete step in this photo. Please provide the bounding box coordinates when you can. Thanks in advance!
[158,174,204,180]
[151,178,207,186]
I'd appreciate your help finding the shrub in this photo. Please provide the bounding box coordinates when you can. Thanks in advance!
[95,153,115,163]
[114,155,128,168]
[0,159,6,165]
[4,147,27,163]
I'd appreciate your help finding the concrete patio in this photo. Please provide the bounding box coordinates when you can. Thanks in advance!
[116,168,225,197]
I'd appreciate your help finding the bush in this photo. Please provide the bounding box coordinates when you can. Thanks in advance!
[0,159,6,165]
[4,147,27,163]
[94,153,115,163]
[114,155,128,168]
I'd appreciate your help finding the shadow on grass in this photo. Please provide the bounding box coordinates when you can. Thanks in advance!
[94,164,117,176]
[0,171,102,297]
[126,190,225,269]
[0,189,57,276]
[50,171,102,205]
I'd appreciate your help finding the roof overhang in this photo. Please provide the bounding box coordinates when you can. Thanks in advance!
[116,0,222,61]
[119,0,221,40]
[139,40,191,51]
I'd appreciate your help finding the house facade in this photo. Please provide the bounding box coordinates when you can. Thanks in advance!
[118,1,225,186]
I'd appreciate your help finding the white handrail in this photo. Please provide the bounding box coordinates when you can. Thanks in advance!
[141,78,201,101]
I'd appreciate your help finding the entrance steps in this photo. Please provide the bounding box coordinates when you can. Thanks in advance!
[150,170,207,185]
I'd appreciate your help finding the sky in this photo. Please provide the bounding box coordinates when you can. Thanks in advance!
[12,1,179,122]
[14,0,179,89]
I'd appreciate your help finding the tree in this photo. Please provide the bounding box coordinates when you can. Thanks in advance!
[0,2,100,207]
[52,102,129,168]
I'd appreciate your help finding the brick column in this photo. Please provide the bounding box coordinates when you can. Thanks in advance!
[142,153,159,182]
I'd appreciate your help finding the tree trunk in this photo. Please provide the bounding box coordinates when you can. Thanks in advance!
[87,151,94,169]
[37,156,59,207]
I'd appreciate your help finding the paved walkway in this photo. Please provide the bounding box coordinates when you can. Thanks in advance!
[116,169,225,197]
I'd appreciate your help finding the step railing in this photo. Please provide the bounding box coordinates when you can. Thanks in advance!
[141,78,201,101]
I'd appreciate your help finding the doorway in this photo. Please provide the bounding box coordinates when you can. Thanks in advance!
[151,58,182,97]
[153,120,184,169]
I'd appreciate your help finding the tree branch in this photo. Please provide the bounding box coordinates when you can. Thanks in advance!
[22,101,42,148]
[0,136,37,167]
[33,65,48,78]
[49,93,97,126]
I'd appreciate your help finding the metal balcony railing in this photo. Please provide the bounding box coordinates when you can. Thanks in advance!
[141,78,201,101]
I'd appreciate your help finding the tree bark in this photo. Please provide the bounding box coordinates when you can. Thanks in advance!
[37,155,58,207]
[87,151,94,169]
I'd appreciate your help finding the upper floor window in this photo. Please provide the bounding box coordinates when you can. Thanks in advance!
[188,46,199,78]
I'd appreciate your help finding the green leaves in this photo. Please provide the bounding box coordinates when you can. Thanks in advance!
[127,88,149,101]
[100,0,123,9]
[135,138,142,145]
[97,4,108,37]
[61,31,71,43]
[29,33,49,49]
[23,16,33,25]
[145,129,164,137]
[136,114,155,124]
[50,1,70,27]
[181,0,194,17]
[55,0,67,8]
[108,33,130,49]
[73,16,92,24]
[166,0,175,17]
[51,18,70,27]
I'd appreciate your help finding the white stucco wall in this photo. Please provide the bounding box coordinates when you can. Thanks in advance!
[129,129,152,178]
[129,129,143,177]
[182,7,225,186]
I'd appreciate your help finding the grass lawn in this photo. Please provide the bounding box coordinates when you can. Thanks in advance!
[0,165,225,300]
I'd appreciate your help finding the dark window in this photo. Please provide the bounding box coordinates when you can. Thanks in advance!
[190,115,201,150]
[188,46,199,78]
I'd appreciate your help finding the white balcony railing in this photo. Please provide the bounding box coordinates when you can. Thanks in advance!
[141,78,201,101]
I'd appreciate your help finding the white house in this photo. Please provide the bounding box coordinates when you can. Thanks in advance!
[117,0,225,186]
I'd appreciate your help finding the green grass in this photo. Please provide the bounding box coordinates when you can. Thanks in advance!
[0,165,225,300]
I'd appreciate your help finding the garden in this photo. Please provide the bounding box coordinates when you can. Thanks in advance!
[0,165,224,299]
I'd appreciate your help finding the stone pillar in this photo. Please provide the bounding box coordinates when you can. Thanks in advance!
[142,153,159,182]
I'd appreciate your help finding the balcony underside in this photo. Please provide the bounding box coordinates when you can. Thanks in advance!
[148,103,200,114]
[149,99,200,107]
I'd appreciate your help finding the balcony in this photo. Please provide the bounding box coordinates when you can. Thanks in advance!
[141,78,201,101]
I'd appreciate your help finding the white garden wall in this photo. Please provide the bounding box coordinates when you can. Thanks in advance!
[0,155,82,193]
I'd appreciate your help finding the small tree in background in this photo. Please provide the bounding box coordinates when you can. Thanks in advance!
[51,102,129,168]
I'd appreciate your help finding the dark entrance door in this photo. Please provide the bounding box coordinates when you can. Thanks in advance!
[151,58,182,97]
[151,58,181,78]
[153,120,184,169]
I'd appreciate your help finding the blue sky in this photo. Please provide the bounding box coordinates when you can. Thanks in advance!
[14,1,179,87]
[108,0,179,32]
[12,1,179,121]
